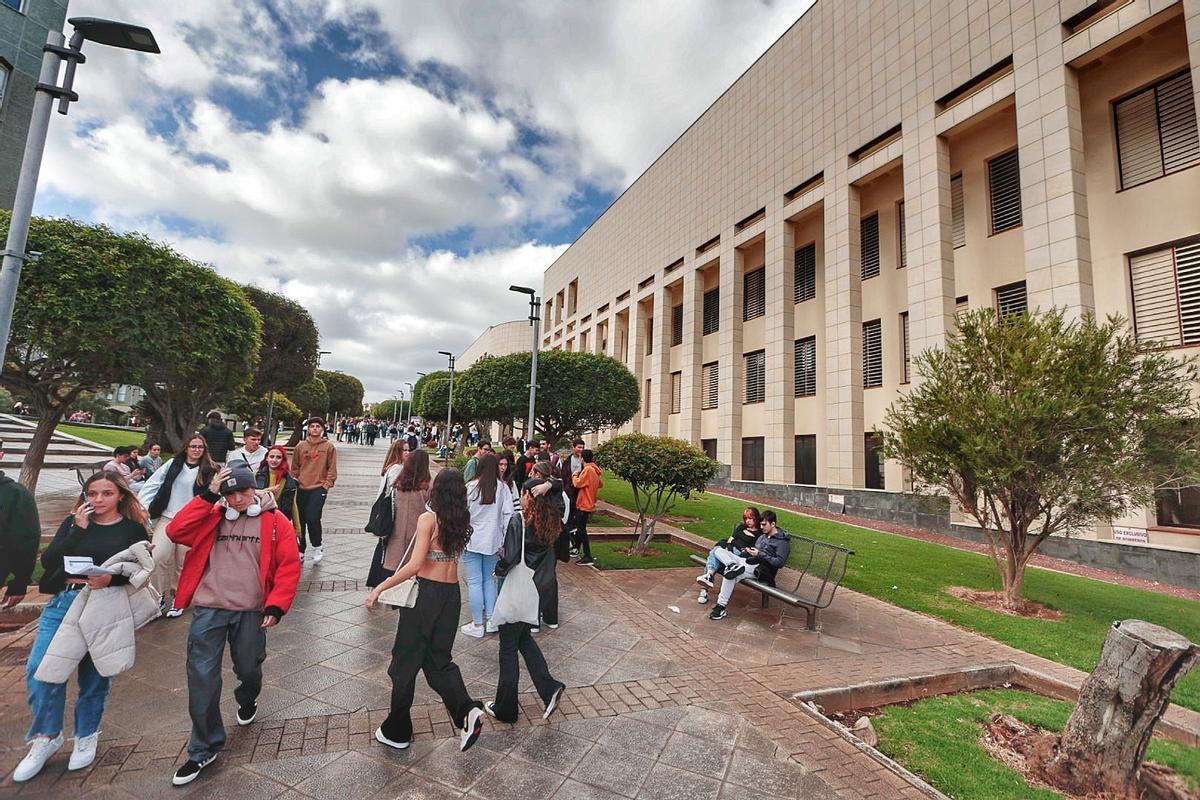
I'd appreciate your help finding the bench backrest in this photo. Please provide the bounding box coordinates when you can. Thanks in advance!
[786,533,853,609]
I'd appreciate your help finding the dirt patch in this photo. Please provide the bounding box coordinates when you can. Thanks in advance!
[983,713,1193,800]
[948,586,1064,620]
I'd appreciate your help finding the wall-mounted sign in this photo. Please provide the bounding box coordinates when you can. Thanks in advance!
[828,494,845,514]
[1112,526,1149,544]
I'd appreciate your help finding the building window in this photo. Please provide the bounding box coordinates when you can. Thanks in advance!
[701,362,719,410]
[645,316,653,355]
[544,300,552,324]
[897,201,907,268]
[865,432,885,490]
[794,336,816,397]
[0,62,9,110]
[568,279,578,316]
[863,319,883,388]
[743,350,765,404]
[1156,485,1200,529]
[794,242,816,303]
[794,435,816,485]
[670,371,681,414]
[1114,70,1199,190]
[643,378,651,418]
[988,149,1022,234]
[555,291,564,324]
[1129,240,1200,347]
[702,287,720,335]
[0,0,24,12]
[741,437,764,482]
[861,213,880,279]
[951,174,965,248]
[900,312,910,384]
[995,281,1028,318]
[701,439,717,461]
[743,267,766,321]
[671,303,684,347]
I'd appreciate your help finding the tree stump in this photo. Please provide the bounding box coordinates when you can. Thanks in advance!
[1039,619,1199,798]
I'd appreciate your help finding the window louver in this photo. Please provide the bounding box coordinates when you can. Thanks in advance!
[988,150,1022,234]
[1130,248,1182,346]
[995,281,1027,318]
[863,320,882,388]
[794,243,816,303]
[702,288,720,335]
[951,174,965,248]
[1116,70,1200,189]
[794,336,816,397]
[861,213,880,279]
[701,362,719,409]
[670,371,681,414]
[900,312,910,383]
[670,304,683,347]
[743,268,765,321]
[744,350,765,404]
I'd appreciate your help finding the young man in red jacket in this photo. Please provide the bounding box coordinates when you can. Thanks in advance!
[166,462,300,786]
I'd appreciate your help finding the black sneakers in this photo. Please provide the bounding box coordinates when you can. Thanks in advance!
[543,685,565,720]
[460,706,484,752]
[374,725,411,750]
[172,754,217,786]
[723,564,746,581]
[709,604,728,621]
[236,702,257,726]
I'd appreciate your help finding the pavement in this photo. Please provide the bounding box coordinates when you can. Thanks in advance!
[0,438,1195,799]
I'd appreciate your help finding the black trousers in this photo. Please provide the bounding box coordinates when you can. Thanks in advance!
[296,487,327,550]
[493,622,562,723]
[382,578,479,743]
[573,510,592,560]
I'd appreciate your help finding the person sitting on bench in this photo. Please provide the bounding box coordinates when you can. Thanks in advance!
[708,511,790,621]
[694,507,761,604]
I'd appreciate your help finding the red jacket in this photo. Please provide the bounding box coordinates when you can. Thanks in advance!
[166,492,301,618]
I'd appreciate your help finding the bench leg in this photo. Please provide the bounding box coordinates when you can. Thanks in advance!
[761,594,770,609]
[803,608,817,630]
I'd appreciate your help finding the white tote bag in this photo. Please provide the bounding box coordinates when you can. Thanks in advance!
[377,533,420,608]
[490,518,540,626]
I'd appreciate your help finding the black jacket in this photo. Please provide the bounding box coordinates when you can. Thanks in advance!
[199,420,236,462]
[255,463,298,520]
[147,457,213,520]
[495,515,557,617]
[719,523,761,553]
[0,472,40,593]
[745,530,791,585]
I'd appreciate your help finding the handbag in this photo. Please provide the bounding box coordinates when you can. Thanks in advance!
[365,486,394,536]
[377,532,420,608]
[490,517,540,626]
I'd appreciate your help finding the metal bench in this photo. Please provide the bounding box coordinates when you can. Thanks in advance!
[689,534,854,629]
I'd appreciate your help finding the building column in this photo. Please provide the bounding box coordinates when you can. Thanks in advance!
[647,284,672,435]
[764,202,796,484]
[823,178,864,489]
[716,239,744,475]
[1185,0,1200,147]
[678,263,703,445]
[629,298,647,434]
[1012,7,1094,316]
[902,114,956,360]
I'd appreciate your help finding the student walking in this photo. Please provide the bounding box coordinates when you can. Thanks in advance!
[198,412,236,465]
[461,454,513,637]
[291,417,337,564]
[228,427,267,470]
[487,479,566,722]
[0,439,40,609]
[367,449,431,588]
[137,434,218,618]
[255,445,300,533]
[14,472,152,782]
[366,469,485,753]
[166,463,301,786]
[570,449,602,566]
[378,438,409,496]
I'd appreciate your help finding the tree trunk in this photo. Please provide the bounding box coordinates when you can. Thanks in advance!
[1039,620,1199,798]
[284,418,304,448]
[1001,551,1027,609]
[634,516,657,555]
[19,412,60,492]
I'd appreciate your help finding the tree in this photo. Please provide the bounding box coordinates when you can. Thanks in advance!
[372,398,404,422]
[456,350,639,446]
[0,213,189,489]
[412,371,452,423]
[884,309,1200,609]
[317,369,364,416]
[284,376,328,447]
[239,285,319,395]
[594,434,719,555]
[226,391,302,426]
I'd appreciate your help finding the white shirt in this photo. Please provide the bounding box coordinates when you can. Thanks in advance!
[136,458,200,518]
[465,479,514,555]
[228,445,266,470]
[378,463,402,496]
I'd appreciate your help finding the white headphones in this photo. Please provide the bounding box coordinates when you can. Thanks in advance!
[224,503,262,521]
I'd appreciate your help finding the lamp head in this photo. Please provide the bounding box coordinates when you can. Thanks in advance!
[68,17,160,52]
[509,285,535,295]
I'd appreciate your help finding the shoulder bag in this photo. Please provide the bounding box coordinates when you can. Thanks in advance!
[490,517,540,626]
[377,528,420,608]
[364,484,395,536]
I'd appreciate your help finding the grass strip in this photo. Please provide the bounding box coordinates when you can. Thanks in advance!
[589,539,698,570]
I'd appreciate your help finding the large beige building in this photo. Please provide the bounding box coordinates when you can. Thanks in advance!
[458,320,530,369]
[540,0,1200,552]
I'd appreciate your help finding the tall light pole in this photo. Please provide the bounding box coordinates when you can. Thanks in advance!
[0,18,159,366]
[403,381,414,427]
[390,393,399,425]
[509,285,541,449]
[438,351,455,454]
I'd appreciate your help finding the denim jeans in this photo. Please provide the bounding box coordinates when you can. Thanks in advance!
[461,550,499,625]
[25,591,111,741]
[706,545,742,574]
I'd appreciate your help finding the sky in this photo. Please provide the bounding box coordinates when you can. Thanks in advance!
[37,0,817,403]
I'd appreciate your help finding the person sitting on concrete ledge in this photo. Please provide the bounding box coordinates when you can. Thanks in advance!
[695,506,762,604]
[708,510,790,621]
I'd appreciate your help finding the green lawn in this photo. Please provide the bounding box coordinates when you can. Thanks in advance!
[598,474,1200,711]
[873,688,1199,799]
[588,512,628,528]
[56,424,146,451]
[589,539,697,570]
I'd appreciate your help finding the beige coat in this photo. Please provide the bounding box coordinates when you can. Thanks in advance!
[34,541,160,683]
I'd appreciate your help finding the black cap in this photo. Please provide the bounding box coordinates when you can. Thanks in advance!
[219,461,257,495]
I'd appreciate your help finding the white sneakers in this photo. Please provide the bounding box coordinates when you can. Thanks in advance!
[68,733,99,771]
[13,734,63,782]
[312,545,324,564]
[484,619,499,634]
[460,622,485,639]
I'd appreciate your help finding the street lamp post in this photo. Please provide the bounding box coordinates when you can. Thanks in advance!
[438,351,455,455]
[403,381,414,428]
[509,285,541,449]
[0,18,159,366]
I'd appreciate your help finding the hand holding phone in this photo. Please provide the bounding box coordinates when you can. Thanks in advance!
[73,501,94,529]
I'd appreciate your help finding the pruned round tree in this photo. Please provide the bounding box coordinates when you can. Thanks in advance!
[594,433,719,555]
[317,369,364,417]
[884,308,1200,609]
[240,285,319,396]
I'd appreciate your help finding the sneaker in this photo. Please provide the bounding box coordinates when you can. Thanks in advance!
[460,706,484,752]
[236,702,257,726]
[530,626,540,634]
[546,622,559,629]
[485,619,499,634]
[312,546,324,564]
[576,557,595,566]
[68,732,99,771]
[13,734,63,782]
[695,571,714,588]
[723,564,746,581]
[483,701,497,719]
[697,588,709,604]
[165,607,184,619]
[568,547,579,558]
[171,754,217,786]
[158,595,168,618]
[709,604,727,621]
[374,725,410,750]
[460,622,485,639]
[543,685,564,720]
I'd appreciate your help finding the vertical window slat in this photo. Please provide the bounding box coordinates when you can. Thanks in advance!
[701,362,719,409]
[897,201,907,268]
[988,150,1022,234]
[702,287,720,335]
[995,281,1027,318]
[951,174,966,248]
[900,312,910,383]
[743,268,766,321]
[744,350,765,404]
[670,371,682,414]
[1174,242,1200,345]
[1157,72,1200,177]
[1130,248,1183,346]
[793,243,816,303]
[861,213,880,279]
[1115,70,1200,189]
[794,336,816,396]
[863,319,883,388]
[670,304,683,347]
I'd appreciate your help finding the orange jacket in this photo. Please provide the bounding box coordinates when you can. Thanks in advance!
[571,463,603,512]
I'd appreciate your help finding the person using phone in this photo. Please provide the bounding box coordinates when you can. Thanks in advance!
[15,471,150,783]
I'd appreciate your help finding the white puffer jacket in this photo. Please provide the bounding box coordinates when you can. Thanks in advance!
[34,541,160,683]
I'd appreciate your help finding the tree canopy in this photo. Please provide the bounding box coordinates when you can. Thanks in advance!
[290,376,329,418]
[240,284,319,396]
[412,370,453,423]
[884,308,1200,608]
[317,369,364,416]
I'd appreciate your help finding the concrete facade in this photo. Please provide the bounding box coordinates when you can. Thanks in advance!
[457,319,530,369]
[539,0,1200,551]
[0,0,68,210]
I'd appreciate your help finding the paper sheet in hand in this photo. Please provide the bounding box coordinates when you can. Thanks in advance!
[63,556,116,577]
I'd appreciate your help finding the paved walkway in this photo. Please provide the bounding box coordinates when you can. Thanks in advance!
[0,441,1195,799]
